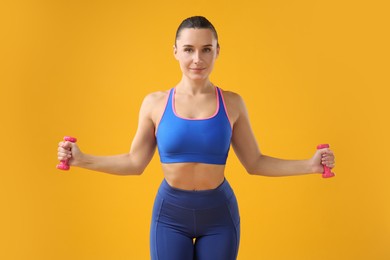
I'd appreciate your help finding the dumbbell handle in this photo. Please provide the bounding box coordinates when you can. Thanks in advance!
[57,136,77,170]
[317,144,335,178]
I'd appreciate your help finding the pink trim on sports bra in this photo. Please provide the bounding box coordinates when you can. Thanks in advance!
[154,90,171,135]
[218,89,233,128]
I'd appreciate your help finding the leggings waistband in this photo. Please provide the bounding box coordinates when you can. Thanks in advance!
[157,178,235,209]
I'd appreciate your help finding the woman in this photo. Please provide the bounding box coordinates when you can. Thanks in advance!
[57,16,335,260]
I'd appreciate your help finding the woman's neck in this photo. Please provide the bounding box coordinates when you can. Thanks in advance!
[176,76,214,95]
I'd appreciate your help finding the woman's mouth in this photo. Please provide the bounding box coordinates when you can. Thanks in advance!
[190,68,205,71]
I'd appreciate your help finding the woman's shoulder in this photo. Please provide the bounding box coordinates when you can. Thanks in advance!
[141,89,171,108]
[219,88,245,107]
[218,88,248,123]
[144,89,170,101]
[139,89,171,119]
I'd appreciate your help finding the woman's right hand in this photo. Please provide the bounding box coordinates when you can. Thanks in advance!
[57,140,83,167]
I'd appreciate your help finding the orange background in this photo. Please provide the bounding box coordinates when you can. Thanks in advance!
[1,0,389,259]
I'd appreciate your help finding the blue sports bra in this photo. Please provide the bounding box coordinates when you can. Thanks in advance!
[156,87,232,165]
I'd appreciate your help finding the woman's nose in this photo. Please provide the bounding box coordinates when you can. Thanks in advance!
[193,51,201,63]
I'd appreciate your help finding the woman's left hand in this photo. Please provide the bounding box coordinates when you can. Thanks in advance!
[310,147,336,174]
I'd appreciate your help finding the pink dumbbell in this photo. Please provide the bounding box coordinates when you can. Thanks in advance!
[317,144,335,178]
[57,136,77,170]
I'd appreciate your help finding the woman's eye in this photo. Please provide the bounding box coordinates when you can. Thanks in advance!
[203,48,211,53]
[184,48,193,53]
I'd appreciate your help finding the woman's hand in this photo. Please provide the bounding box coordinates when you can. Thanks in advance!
[57,140,83,167]
[310,147,336,174]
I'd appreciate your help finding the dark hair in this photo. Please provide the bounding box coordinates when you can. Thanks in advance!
[175,16,219,48]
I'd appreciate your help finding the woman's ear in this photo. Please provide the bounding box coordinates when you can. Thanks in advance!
[216,45,220,58]
[173,45,178,60]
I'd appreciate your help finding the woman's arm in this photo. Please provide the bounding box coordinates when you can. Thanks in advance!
[57,93,162,175]
[228,93,335,177]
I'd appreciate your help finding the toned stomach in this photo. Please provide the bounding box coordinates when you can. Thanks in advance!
[162,163,226,191]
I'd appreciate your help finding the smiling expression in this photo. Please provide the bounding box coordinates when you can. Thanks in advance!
[174,28,220,81]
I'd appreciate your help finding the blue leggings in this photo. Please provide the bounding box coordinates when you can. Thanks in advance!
[150,179,240,260]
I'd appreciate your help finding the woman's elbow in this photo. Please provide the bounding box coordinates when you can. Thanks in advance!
[244,164,259,175]
[127,164,146,175]
[135,166,147,175]
[243,158,264,175]
[124,153,151,175]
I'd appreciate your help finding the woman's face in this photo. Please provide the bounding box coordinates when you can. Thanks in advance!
[174,28,219,81]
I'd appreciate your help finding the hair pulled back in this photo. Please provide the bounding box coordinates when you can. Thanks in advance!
[175,16,219,48]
